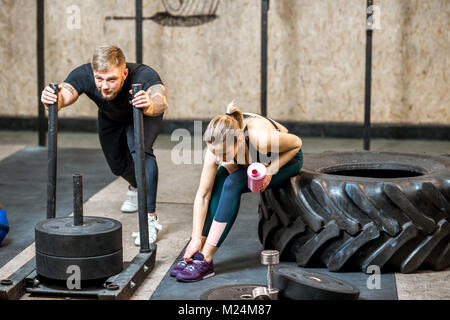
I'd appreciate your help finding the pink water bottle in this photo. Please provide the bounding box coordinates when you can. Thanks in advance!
[247,163,267,193]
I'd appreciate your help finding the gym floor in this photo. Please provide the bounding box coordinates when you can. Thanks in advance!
[0,131,449,300]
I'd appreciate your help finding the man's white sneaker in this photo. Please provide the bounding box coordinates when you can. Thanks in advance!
[121,186,138,213]
[133,215,162,246]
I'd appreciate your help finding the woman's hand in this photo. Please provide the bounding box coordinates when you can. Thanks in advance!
[183,237,203,262]
[259,174,272,192]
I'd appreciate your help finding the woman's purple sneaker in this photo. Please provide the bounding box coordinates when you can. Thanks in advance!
[170,259,189,277]
[176,253,215,282]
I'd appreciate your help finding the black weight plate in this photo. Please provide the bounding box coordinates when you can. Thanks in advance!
[36,249,123,281]
[201,284,263,300]
[274,265,360,300]
[35,217,122,257]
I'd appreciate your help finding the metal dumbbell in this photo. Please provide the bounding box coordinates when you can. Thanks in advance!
[260,250,280,300]
[252,286,271,300]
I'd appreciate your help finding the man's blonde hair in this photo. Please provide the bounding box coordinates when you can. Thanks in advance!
[91,45,126,71]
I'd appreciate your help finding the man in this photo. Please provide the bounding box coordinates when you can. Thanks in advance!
[40,45,168,245]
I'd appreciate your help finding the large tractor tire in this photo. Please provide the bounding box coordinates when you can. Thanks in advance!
[258,151,450,273]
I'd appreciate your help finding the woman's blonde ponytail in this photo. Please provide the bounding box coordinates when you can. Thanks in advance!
[226,101,244,130]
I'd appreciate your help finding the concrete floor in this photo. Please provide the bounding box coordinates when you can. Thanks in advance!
[0,130,449,300]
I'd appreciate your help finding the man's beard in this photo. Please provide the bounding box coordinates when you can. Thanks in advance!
[98,78,124,101]
[101,90,118,101]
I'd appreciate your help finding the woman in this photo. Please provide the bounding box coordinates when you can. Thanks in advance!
[171,103,303,282]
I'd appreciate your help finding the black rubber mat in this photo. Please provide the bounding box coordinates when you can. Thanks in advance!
[0,147,116,267]
[151,193,398,300]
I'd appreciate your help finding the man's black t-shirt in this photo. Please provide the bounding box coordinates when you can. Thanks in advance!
[64,63,163,122]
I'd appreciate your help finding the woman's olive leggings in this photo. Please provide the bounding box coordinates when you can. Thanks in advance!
[201,149,303,247]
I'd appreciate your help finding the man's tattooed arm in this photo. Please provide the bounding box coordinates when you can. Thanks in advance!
[61,83,75,95]
[58,82,79,109]
[145,84,168,116]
